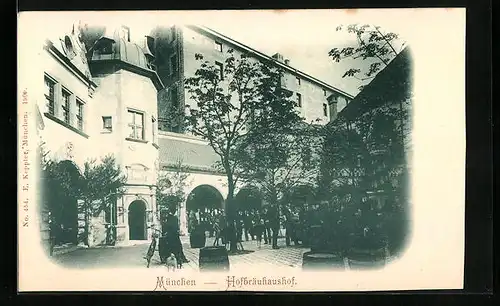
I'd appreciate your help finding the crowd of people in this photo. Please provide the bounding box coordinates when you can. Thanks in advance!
[187,204,333,250]
[152,197,394,267]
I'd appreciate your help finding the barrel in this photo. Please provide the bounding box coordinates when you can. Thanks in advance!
[347,247,387,270]
[189,230,206,248]
[302,251,345,270]
[199,246,230,272]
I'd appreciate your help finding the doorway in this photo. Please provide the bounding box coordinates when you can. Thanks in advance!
[128,200,147,240]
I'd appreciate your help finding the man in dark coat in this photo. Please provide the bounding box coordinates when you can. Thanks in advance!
[267,204,280,249]
[165,210,189,263]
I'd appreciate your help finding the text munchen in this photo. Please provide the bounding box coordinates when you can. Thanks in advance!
[154,277,197,291]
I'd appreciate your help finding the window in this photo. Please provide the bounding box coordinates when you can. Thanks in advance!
[323,103,328,116]
[64,36,75,58]
[215,61,224,80]
[127,110,145,140]
[296,77,301,85]
[296,93,302,108]
[44,76,55,115]
[102,116,112,132]
[323,89,327,96]
[170,55,178,76]
[214,41,223,52]
[119,26,130,42]
[76,99,84,131]
[98,40,113,55]
[62,89,71,124]
[152,116,157,144]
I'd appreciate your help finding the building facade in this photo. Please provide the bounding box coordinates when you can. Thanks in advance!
[39,23,163,250]
[149,25,353,235]
[38,22,354,249]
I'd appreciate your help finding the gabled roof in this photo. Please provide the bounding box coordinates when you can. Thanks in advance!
[337,47,412,121]
[44,40,98,89]
[187,25,354,100]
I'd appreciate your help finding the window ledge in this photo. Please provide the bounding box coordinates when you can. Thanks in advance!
[125,137,148,144]
[152,143,160,149]
[101,130,113,134]
[44,113,89,139]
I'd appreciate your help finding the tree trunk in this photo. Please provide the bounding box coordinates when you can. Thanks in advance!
[225,171,239,253]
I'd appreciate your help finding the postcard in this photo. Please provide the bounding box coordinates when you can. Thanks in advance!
[17,8,466,292]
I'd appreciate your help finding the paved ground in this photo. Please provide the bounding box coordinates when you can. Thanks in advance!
[51,236,311,271]
[51,236,392,271]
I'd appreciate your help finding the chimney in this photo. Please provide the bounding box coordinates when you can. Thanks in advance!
[272,53,284,63]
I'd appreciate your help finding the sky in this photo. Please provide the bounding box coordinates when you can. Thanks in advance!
[37,10,408,97]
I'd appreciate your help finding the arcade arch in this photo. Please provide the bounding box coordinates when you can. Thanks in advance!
[43,159,82,245]
[185,185,224,234]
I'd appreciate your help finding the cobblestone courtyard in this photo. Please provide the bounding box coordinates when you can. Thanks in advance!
[52,236,315,271]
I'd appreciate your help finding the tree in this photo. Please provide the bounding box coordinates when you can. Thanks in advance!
[239,122,323,217]
[156,160,190,218]
[79,155,127,245]
[80,155,127,216]
[328,24,405,92]
[323,25,411,254]
[183,50,301,252]
[39,142,127,246]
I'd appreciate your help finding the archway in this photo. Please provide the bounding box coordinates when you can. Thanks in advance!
[128,200,147,240]
[235,186,263,212]
[43,160,82,245]
[186,185,224,234]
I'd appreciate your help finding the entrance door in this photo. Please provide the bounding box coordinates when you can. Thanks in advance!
[128,200,147,240]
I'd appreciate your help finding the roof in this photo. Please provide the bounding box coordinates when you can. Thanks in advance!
[44,40,98,88]
[187,25,354,100]
[337,47,413,120]
[158,134,222,173]
[89,28,150,70]
[85,26,164,90]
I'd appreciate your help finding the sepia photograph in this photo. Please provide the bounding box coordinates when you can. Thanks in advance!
[17,9,466,292]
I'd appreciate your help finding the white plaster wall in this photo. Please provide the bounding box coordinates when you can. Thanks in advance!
[90,73,123,164]
[120,70,159,186]
[39,49,96,171]
[92,69,160,186]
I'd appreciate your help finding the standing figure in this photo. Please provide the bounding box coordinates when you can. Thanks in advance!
[284,206,299,246]
[236,211,244,242]
[254,218,266,249]
[243,211,252,241]
[262,207,271,244]
[165,210,189,264]
[267,204,280,249]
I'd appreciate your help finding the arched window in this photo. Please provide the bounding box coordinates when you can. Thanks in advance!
[64,36,75,59]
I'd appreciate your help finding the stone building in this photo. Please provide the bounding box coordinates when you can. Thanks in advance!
[39,23,163,250]
[324,46,413,211]
[149,25,353,234]
[38,22,354,250]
